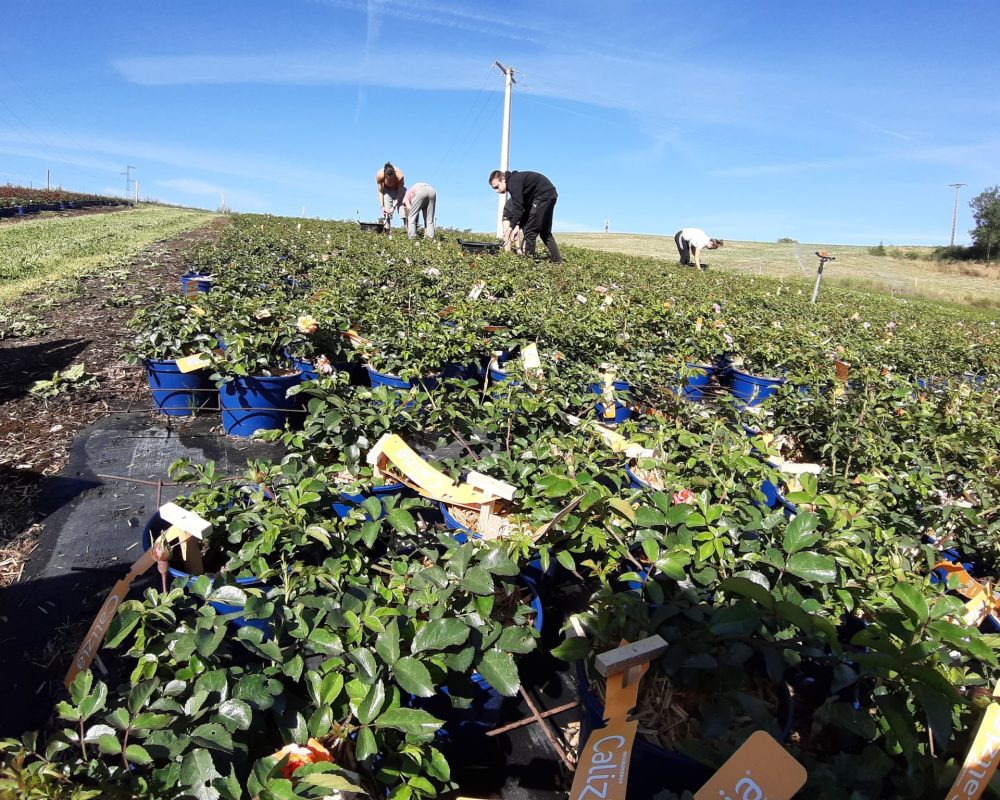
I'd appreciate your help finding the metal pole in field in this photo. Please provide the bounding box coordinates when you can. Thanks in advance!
[495,61,515,239]
[46,169,50,190]
[811,251,835,304]
[948,183,966,246]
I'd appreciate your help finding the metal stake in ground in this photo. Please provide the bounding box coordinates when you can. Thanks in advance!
[811,250,835,304]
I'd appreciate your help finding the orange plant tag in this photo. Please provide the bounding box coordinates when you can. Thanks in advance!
[943,682,1000,800]
[64,548,158,688]
[569,662,646,800]
[694,731,806,800]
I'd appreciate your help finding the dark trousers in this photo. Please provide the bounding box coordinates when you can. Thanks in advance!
[674,230,690,264]
[521,194,561,262]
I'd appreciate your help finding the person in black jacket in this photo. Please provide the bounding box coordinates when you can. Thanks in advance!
[489,169,561,263]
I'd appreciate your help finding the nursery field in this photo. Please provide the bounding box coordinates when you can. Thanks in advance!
[4,213,1000,800]
[0,205,217,304]
[560,232,1000,309]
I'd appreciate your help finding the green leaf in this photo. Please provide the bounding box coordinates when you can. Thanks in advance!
[709,601,760,637]
[128,678,160,715]
[720,576,774,610]
[496,626,537,654]
[358,680,386,724]
[461,565,494,595]
[207,585,247,607]
[635,506,666,528]
[374,707,443,737]
[191,722,234,753]
[350,648,379,679]
[98,734,121,755]
[556,550,576,572]
[608,497,636,524]
[355,726,377,762]
[130,712,173,731]
[412,618,470,653]
[300,773,364,792]
[913,684,955,749]
[386,508,417,536]
[180,748,222,800]
[425,746,451,781]
[104,609,141,648]
[216,699,253,730]
[785,551,836,584]
[476,649,520,697]
[124,744,154,766]
[550,636,592,662]
[376,619,401,665]
[394,657,435,697]
[782,511,821,554]
[78,680,108,720]
[892,582,929,625]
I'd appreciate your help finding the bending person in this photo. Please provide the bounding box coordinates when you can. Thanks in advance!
[489,169,561,263]
[403,182,437,239]
[375,162,405,228]
[674,227,723,270]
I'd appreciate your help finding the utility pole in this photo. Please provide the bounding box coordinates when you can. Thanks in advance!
[948,183,966,247]
[122,165,136,200]
[46,169,50,190]
[494,61,515,239]
[135,179,140,203]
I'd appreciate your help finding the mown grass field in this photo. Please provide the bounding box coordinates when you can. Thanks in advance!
[560,233,1000,309]
[0,206,217,305]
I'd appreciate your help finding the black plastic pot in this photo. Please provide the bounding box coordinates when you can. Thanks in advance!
[458,239,501,255]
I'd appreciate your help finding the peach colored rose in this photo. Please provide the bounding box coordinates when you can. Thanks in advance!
[297,315,319,334]
[672,488,695,505]
[272,738,333,779]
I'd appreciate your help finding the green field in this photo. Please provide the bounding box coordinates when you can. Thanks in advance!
[0,206,217,305]
[560,232,1000,309]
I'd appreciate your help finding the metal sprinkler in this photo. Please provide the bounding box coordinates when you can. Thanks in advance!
[811,251,835,304]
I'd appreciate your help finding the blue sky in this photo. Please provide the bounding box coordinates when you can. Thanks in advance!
[2,1,998,244]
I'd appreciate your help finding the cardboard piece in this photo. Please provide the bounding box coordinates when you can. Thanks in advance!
[366,434,486,507]
[944,681,1000,800]
[834,360,850,381]
[694,731,807,800]
[175,353,213,373]
[64,548,158,689]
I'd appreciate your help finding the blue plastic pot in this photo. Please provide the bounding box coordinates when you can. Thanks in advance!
[287,352,318,381]
[676,363,716,401]
[145,358,214,416]
[729,370,786,407]
[141,511,271,636]
[366,366,438,391]
[219,373,304,436]
[419,577,544,732]
[589,380,632,424]
[180,273,213,295]
[331,490,385,520]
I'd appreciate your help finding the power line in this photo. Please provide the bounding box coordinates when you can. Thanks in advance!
[438,67,501,169]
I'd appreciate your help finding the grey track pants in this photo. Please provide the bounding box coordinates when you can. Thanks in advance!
[407,185,436,239]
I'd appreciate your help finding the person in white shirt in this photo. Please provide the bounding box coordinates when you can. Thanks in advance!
[674,228,723,270]
[403,182,436,239]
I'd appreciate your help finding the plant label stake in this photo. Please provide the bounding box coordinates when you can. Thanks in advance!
[569,636,666,800]
[367,433,487,506]
[811,251,835,304]
[694,730,806,800]
[601,370,617,420]
[159,502,210,575]
[468,280,486,300]
[64,547,158,689]
[944,680,1000,800]
[175,351,220,373]
[467,471,517,539]
[522,343,543,386]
